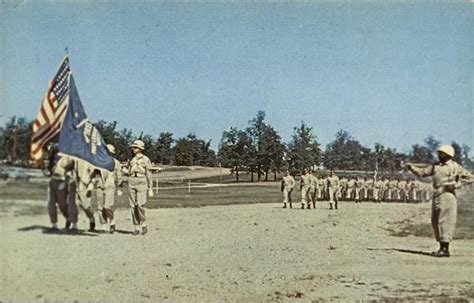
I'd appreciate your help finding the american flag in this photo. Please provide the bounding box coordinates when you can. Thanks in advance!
[30,56,71,165]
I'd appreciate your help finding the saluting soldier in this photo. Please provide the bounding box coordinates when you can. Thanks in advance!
[127,140,153,235]
[281,170,295,208]
[406,145,473,257]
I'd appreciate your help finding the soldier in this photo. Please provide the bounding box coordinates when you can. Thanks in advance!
[346,177,356,201]
[386,177,398,202]
[281,170,295,208]
[307,170,318,209]
[127,140,153,235]
[299,169,311,209]
[339,176,348,201]
[46,146,78,233]
[397,178,408,202]
[327,170,340,210]
[373,177,384,203]
[355,176,364,203]
[364,177,373,201]
[406,144,473,257]
[95,144,122,234]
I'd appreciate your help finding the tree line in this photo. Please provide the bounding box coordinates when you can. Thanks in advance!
[1,112,473,182]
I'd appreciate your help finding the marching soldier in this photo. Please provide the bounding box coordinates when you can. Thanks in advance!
[308,170,319,209]
[387,177,398,202]
[373,177,384,203]
[300,169,311,209]
[346,177,356,201]
[327,170,340,210]
[355,176,364,203]
[406,144,473,257]
[46,146,78,233]
[95,144,122,234]
[281,170,295,208]
[127,140,153,235]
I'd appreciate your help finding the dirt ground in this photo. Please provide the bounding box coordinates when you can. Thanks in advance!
[1,199,473,302]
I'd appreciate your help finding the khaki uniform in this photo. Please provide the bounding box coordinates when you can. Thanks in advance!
[327,175,340,209]
[49,156,78,225]
[346,179,356,200]
[281,175,295,206]
[128,153,152,226]
[410,160,471,243]
[308,174,319,206]
[397,180,407,202]
[300,174,311,208]
[364,179,373,200]
[355,178,364,202]
[339,177,348,200]
[373,179,384,202]
[96,158,122,226]
[387,179,398,201]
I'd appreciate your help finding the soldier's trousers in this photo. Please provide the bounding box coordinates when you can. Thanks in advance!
[432,192,457,243]
[283,188,293,204]
[96,187,115,224]
[329,187,339,203]
[128,178,147,225]
[301,187,310,204]
[49,179,78,224]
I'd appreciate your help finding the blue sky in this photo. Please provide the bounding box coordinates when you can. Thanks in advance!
[1,1,472,153]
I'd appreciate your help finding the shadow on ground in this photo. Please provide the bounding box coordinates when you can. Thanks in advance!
[17,225,99,237]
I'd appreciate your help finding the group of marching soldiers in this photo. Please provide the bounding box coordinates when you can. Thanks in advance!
[46,139,153,235]
[281,169,433,209]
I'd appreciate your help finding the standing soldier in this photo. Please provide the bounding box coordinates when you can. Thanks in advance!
[308,170,319,209]
[364,177,373,201]
[346,176,356,201]
[406,145,473,257]
[95,144,122,234]
[300,169,311,209]
[46,146,78,233]
[327,170,340,210]
[127,140,154,235]
[281,170,295,208]
[355,176,364,203]
[373,177,384,203]
[387,177,397,202]
[339,176,348,201]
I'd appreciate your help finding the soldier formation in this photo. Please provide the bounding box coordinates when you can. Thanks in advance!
[46,139,153,235]
[281,170,434,210]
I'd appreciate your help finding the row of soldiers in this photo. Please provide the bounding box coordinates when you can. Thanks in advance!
[281,169,433,209]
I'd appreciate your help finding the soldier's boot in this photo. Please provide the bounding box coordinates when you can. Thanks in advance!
[306,203,311,209]
[329,203,333,210]
[301,203,305,209]
[312,202,316,209]
[335,202,338,210]
[289,202,293,209]
[283,203,287,208]
[432,242,450,257]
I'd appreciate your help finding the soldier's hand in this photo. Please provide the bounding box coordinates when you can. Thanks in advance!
[148,188,154,197]
[117,189,123,196]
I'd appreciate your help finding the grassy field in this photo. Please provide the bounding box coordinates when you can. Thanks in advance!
[2,179,473,239]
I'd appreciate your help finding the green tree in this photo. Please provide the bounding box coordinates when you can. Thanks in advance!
[324,130,366,170]
[156,132,174,165]
[286,122,321,172]
[218,127,252,182]
[1,116,33,165]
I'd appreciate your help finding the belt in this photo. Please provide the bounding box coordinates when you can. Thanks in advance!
[434,185,456,195]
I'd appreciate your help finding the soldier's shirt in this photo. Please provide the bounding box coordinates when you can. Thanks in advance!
[128,153,152,189]
[300,174,311,188]
[309,175,318,188]
[410,160,471,188]
[327,176,340,188]
[282,175,296,188]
